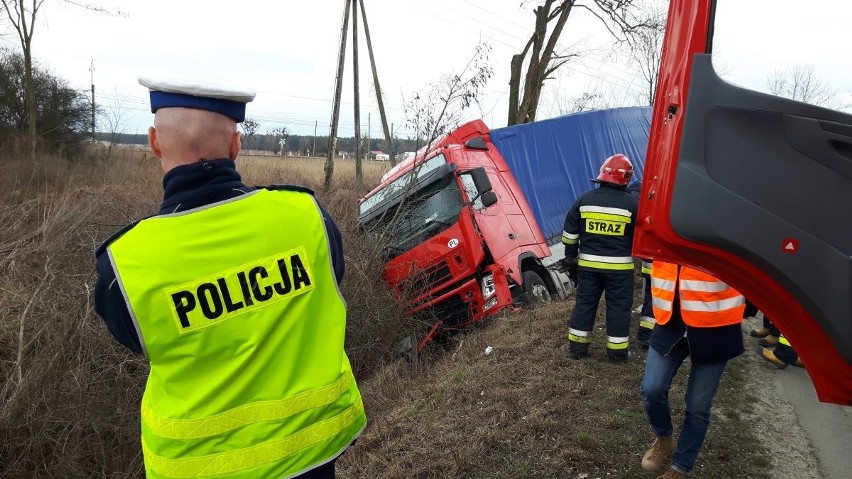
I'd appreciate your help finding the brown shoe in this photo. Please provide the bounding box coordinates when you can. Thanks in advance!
[760,348,788,369]
[642,436,673,471]
[750,327,770,338]
[657,468,688,479]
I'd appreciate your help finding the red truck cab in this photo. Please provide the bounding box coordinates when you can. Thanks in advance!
[358,121,562,349]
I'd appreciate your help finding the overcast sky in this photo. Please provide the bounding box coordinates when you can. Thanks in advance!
[4,0,850,137]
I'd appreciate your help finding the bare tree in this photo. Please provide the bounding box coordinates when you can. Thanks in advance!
[623,0,665,105]
[767,65,837,108]
[98,90,131,158]
[404,42,493,152]
[507,0,648,125]
[363,43,492,254]
[271,126,289,156]
[0,0,121,154]
[240,118,260,137]
[555,78,635,114]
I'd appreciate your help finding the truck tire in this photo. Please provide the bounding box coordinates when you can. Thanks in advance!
[523,270,552,305]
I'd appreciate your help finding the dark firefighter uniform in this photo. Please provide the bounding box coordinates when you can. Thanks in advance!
[562,178,639,360]
[629,178,655,344]
[94,159,365,479]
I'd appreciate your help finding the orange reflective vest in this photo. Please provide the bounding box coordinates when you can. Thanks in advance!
[650,261,745,328]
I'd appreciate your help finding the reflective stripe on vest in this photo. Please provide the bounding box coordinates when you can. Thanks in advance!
[108,189,366,479]
[650,261,745,328]
[578,252,634,271]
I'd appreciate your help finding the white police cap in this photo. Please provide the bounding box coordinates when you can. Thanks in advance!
[139,74,256,122]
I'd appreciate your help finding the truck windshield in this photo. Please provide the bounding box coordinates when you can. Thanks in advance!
[363,175,463,259]
[359,154,447,216]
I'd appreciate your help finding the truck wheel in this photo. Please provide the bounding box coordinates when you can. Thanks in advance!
[523,270,552,305]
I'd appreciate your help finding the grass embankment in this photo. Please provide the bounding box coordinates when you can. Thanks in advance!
[339,301,769,479]
[0,147,766,477]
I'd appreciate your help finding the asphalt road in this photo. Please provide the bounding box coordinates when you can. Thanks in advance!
[771,366,852,479]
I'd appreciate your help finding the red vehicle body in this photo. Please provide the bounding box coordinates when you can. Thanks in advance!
[637,0,852,404]
[357,121,566,350]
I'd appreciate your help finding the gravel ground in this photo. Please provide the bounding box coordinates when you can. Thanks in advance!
[740,315,822,479]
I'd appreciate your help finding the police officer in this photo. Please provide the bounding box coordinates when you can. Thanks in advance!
[94,75,366,479]
[561,154,639,361]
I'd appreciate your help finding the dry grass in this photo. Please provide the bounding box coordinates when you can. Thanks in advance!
[337,301,768,479]
[0,145,766,478]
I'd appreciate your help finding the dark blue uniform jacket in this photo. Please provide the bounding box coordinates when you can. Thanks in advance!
[94,159,345,354]
[649,294,745,364]
[562,182,639,270]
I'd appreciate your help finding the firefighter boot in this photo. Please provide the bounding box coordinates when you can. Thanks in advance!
[760,348,788,369]
[569,343,590,360]
[749,327,770,338]
[657,469,688,479]
[641,436,673,471]
[758,335,779,348]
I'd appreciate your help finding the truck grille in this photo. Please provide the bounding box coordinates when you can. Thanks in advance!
[428,295,471,328]
[399,261,452,297]
[417,295,471,328]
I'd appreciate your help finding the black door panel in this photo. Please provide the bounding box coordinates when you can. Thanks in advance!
[670,54,852,362]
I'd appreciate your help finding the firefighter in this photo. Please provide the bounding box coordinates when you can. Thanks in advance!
[762,333,804,368]
[639,261,746,478]
[93,75,366,479]
[754,315,804,369]
[561,154,639,361]
[629,178,655,345]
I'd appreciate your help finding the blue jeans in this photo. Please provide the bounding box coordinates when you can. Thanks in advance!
[640,344,728,474]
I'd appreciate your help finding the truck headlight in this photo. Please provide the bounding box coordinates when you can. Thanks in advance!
[481,274,496,299]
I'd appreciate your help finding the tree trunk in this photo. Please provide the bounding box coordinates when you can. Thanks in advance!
[509,1,575,125]
[24,44,36,156]
[507,54,524,125]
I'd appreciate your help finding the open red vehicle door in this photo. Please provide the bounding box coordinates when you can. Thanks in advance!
[635,0,852,404]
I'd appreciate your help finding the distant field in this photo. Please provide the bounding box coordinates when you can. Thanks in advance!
[239,155,393,187]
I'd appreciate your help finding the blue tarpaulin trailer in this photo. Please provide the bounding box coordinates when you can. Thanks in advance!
[489,107,652,244]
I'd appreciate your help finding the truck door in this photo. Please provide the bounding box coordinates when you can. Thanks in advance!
[634,0,852,404]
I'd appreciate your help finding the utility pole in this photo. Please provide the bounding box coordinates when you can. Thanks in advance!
[352,0,363,189]
[325,0,393,187]
[359,0,396,166]
[324,0,352,189]
[312,120,317,157]
[90,59,96,141]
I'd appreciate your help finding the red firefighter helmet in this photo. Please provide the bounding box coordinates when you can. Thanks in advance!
[595,154,633,186]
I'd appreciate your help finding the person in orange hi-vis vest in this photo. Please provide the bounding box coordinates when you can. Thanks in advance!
[638,261,746,479]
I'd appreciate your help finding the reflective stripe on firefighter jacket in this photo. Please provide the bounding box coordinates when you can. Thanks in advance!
[107,188,366,479]
[641,259,653,275]
[561,185,639,272]
[650,261,745,327]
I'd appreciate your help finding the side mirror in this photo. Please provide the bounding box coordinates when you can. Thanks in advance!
[469,167,492,193]
[480,191,498,207]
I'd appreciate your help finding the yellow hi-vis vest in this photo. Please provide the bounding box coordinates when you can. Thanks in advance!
[106,188,366,479]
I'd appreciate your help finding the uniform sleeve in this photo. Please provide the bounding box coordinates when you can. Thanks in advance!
[94,252,143,354]
[561,198,582,259]
[318,203,345,286]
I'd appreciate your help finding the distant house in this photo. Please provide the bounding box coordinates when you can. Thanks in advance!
[369,150,390,161]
